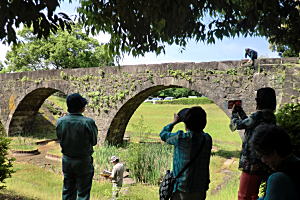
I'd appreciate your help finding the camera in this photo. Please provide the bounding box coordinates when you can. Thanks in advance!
[227,100,242,109]
[177,108,189,122]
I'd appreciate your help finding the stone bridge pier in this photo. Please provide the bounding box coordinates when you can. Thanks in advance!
[0,57,299,145]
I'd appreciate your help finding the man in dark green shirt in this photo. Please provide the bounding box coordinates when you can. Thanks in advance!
[56,93,98,200]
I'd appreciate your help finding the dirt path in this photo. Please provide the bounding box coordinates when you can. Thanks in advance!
[11,141,62,174]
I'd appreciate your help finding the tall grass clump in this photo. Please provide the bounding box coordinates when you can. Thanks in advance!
[93,144,128,174]
[93,142,174,185]
[125,143,173,185]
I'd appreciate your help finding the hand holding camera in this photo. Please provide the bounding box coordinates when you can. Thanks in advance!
[227,100,242,109]
[172,108,189,125]
[228,100,247,119]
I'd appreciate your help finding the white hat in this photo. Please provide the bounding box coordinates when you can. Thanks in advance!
[110,156,119,162]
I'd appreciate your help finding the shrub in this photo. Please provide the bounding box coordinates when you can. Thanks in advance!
[0,136,14,189]
[156,97,214,105]
[276,103,300,156]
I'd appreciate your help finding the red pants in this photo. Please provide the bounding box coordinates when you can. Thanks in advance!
[238,171,262,200]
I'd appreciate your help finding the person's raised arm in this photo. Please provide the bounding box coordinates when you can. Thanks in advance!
[230,105,253,131]
[160,113,182,144]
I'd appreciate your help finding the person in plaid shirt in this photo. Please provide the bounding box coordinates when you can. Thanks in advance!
[160,106,212,200]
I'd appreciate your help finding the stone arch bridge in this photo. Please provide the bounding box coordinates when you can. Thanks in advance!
[0,58,299,145]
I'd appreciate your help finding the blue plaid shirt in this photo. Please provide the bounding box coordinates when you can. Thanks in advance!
[160,123,212,193]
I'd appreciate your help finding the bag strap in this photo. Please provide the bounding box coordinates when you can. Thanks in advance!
[175,134,207,179]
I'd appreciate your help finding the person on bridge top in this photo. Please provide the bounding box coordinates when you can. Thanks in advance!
[245,48,258,66]
[250,124,300,200]
[160,106,212,200]
[56,93,98,200]
[230,87,277,200]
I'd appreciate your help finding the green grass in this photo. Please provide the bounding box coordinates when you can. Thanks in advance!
[3,162,158,200]
[10,144,37,151]
[126,103,242,150]
[4,155,239,200]
[47,95,67,111]
[9,136,38,151]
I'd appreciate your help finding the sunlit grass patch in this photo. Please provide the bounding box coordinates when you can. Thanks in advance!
[9,137,38,151]
[47,95,67,111]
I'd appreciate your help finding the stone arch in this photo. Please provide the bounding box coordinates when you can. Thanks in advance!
[7,87,63,136]
[106,83,229,145]
[106,85,176,144]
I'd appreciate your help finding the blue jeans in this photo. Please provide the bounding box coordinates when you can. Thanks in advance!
[62,155,94,200]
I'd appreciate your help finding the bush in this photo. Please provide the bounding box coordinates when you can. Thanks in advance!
[0,136,14,189]
[276,103,300,156]
[156,97,214,105]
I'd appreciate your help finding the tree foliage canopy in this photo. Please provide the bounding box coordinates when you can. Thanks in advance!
[0,0,72,43]
[1,0,299,57]
[269,43,300,57]
[3,25,114,72]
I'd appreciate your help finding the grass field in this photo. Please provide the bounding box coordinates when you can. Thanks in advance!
[3,99,243,200]
[126,103,242,150]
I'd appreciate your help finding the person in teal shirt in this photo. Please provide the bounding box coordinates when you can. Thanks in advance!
[250,124,300,200]
[160,106,212,200]
[56,93,98,200]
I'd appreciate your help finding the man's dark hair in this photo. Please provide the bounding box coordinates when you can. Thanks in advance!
[256,87,276,111]
[250,124,292,157]
[183,106,206,132]
[66,93,88,113]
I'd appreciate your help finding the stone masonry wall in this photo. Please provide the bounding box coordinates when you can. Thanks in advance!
[0,57,299,144]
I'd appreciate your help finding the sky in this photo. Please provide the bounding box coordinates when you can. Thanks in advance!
[0,1,279,66]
